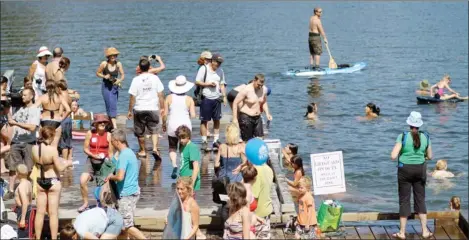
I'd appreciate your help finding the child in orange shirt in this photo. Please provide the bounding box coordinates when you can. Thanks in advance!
[295,177,318,239]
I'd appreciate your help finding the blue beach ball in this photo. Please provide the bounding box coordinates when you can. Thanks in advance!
[266,86,271,96]
[245,138,269,166]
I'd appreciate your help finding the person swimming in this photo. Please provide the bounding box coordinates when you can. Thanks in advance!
[415,79,431,96]
[431,159,455,179]
[357,103,380,121]
[304,103,318,120]
[430,74,468,100]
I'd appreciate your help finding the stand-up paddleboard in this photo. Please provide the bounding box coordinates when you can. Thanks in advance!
[417,96,464,104]
[286,62,367,77]
[163,191,191,239]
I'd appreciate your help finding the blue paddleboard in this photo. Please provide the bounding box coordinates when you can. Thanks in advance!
[286,62,367,77]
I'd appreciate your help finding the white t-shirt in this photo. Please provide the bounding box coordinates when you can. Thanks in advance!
[128,73,164,111]
[195,64,226,100]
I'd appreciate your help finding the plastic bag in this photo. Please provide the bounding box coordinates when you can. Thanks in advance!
[317,200,343,232]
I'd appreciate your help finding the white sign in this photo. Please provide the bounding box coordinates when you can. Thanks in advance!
[310,151,346,195]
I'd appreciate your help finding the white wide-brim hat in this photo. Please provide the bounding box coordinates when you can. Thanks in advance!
[37,46,52,58]
[168,75,195,94]
[406,111,424,128]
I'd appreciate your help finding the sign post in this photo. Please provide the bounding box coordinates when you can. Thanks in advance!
[310,151,346,195]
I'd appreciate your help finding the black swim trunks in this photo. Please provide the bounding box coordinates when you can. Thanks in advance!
[238,112,263,142]
[308,32,323,56]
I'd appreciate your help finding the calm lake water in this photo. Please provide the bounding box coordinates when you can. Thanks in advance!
[1,1,467,212]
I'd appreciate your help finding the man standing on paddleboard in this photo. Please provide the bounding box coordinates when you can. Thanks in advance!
[309,7,328,70]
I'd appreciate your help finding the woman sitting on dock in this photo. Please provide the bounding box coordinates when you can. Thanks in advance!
[391,111,433,239]
[32,126,73,240]
[71,100,88,130]
[78,114,114,212]
[224,182,256,240]
[216,123,247,183]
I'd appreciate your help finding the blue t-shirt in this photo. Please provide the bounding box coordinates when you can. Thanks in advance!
[114,148,140,196]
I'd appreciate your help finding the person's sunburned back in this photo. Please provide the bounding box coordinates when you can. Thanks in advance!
[32,128,61,178]
[39,80,62,120]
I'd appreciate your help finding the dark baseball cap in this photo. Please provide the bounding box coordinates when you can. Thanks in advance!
[212,53,224,63]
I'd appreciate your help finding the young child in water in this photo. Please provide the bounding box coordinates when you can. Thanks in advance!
[282,143,298,168]
[295,177,318,239]
[304,103,318,120]
[449,196,461,211]
[14,164,32,230]
[431,160,455,179]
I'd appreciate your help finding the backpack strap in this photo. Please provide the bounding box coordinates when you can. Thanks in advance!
[398,132,407,163]
[203,65,207,83]
[419,131,430,151]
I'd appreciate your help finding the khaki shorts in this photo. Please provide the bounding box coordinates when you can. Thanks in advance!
[8,142,34,171]
[308,33,323,56]
[118,193,140,228]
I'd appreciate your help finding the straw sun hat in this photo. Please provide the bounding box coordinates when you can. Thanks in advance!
[105,47,120,57]
[168,75,195,94]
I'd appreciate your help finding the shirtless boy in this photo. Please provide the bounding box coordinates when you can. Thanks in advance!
[309,7,328,70]
[14,164,32,230]
[232,74,272,142]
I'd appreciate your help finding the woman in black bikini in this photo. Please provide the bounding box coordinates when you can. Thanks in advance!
[32,126,73,240]
[34,80,71,146]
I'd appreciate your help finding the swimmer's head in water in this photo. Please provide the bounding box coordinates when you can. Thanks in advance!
[252,73,265,89]
[305,103,318,117]
[285,143,298,155]
[435,159,448,171]
[366,103,380,116]
[450,196,461,210]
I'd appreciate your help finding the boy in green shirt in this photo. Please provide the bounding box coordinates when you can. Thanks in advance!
[176,125,201,191]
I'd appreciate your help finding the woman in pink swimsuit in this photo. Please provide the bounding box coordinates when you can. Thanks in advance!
[430,74,468,100]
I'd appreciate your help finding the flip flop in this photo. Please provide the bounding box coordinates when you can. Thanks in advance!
[392,232,406,240]
[422,232,433,239]
[137,152,147,158]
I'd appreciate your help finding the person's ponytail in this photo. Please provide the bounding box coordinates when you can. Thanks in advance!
[411,127,421,149]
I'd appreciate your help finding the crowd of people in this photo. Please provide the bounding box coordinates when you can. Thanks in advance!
[0,6,467,239]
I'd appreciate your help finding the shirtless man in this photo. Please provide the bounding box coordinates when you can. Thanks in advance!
[232,74,272,142]
[45,47,63,81]
[309,7,328,70]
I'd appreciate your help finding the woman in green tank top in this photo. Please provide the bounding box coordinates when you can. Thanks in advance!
[390,111,433,239]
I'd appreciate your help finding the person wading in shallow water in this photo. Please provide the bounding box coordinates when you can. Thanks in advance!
[309,7,328,70]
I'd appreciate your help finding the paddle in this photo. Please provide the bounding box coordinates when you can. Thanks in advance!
[325,42,338,69]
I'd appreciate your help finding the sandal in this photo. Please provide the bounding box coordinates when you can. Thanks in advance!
[422,232,433,239]
[392,232,406,240]
[152,151,161,161]
[137,152,147,158]
[77,204,89,213]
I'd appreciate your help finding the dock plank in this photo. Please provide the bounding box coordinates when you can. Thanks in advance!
[384,225,401,239]
[429,224,451,240]
[343,226,360,239]
[356,226,375,240]
[413,225,435,240]
[406,224,422,240]
[443,222,467,240]
[370,226,390,239]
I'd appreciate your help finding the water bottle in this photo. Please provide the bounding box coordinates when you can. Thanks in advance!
[98,153,105,160]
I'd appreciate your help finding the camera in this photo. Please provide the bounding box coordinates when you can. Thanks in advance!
[148,54,159,63]
[35,78,42,85]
